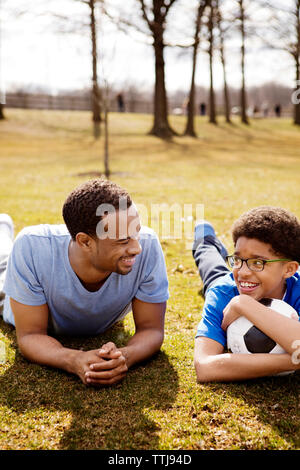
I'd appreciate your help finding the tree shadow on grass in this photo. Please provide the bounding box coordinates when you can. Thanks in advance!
[0,319,179,450]
[202,373,300,449]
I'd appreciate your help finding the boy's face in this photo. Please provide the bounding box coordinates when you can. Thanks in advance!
[233,237,292,301]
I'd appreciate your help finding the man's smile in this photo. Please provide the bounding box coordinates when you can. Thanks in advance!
[119,256,136,267]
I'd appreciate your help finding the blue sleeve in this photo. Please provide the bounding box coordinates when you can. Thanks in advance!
[3,232,46,306]
[196,287,230,347]
[135,234,169,304]
[285,273,300,319]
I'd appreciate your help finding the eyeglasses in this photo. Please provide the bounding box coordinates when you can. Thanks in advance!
[226,255,291,272]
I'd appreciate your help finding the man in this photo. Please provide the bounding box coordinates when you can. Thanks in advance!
[1,179,169,386]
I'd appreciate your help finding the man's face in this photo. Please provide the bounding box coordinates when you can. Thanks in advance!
[232,237,289,301]
[91,207,142,275]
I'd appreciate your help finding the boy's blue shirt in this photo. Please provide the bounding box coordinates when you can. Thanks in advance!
[196,271,300,348]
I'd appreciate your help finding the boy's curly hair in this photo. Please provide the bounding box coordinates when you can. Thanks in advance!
[232,206,300,262]
[62,179,132,240]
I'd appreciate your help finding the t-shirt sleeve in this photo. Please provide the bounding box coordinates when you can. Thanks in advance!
[3,232,47,306]
[135,233,169,304]
[195,287,229,347]
[292,298,300,320]
[285,272,300,319]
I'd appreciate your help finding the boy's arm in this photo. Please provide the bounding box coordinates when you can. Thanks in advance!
[194,292,300,382]
[194,337,299,383]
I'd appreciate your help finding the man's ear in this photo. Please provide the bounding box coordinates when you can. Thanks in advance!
[284,261,299,279]
[75,232,94,250]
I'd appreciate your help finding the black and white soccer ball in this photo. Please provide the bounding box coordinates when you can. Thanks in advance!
[227,298,298,376]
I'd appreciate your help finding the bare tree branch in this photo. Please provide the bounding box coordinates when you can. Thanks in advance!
[138,0,152,30]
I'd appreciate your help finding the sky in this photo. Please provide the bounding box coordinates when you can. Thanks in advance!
[0,0,296,98]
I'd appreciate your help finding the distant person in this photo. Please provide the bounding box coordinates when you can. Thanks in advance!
[200,103,206,116]
[117,93,125,112]
[262,102,269,118]
[0,179,169,387]
[253,106,260,117]
[274,104,281,118]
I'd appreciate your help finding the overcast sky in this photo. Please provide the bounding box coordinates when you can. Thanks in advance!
[0,0,296,96]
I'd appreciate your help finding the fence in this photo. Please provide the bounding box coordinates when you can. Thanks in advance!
[5,93,154,114]
[4,92,293,117]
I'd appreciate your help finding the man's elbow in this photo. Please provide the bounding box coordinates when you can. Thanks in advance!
[16,331,46,363]
[154,329,164,351]
[16,333,35,360]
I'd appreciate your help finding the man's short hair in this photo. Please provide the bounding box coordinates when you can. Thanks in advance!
[62,179,132,240]
[232,206,300,262]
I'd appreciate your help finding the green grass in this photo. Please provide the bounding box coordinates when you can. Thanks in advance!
[0,108,299,450]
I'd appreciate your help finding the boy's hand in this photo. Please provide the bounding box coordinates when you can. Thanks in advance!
[222,295,255,331]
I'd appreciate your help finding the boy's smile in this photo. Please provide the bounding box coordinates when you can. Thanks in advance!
[233,237,290,301]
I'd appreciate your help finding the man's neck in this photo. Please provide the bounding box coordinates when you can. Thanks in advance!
[68,240,111,291]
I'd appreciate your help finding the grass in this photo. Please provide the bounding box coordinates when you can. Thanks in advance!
[0,108,299,450]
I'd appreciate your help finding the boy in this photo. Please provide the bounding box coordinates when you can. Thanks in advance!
[193,206,300,382]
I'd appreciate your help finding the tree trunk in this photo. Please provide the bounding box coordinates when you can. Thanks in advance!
[294,0,300,125]
[149,34,176,139]
[138,0,177,139]
[184,0,210,136]
[221,46,231,123]
[294,56,300,125]
[104,103,110,178]
[239,0,249,124]
[216,0,231,123]
[0,103,4,120]
[183,42,197,137]
[89,0,102,130]
[208,3,217,124]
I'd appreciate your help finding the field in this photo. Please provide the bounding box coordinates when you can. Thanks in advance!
[0,108,299,450]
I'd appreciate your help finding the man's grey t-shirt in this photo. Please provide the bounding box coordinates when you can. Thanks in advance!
[3,224,169,335]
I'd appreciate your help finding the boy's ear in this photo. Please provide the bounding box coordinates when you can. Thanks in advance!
[284,261,299,279]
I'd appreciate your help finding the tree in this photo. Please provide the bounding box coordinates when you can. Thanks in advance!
[215,0,231,123]
[254,0,300,125]
[237,0,249,124]
[46,0,103,135]
[89,0,102,133]
[184,0,211,136]
[138,0,178,139]
[103,79,110,178]
[0,0,5,120]
[208,0,217,124]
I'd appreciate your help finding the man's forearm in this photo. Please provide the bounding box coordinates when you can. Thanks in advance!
[120,328,164,369]
[17,333,82,375]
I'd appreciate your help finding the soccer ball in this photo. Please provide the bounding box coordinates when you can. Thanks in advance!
[227,298,298,376]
